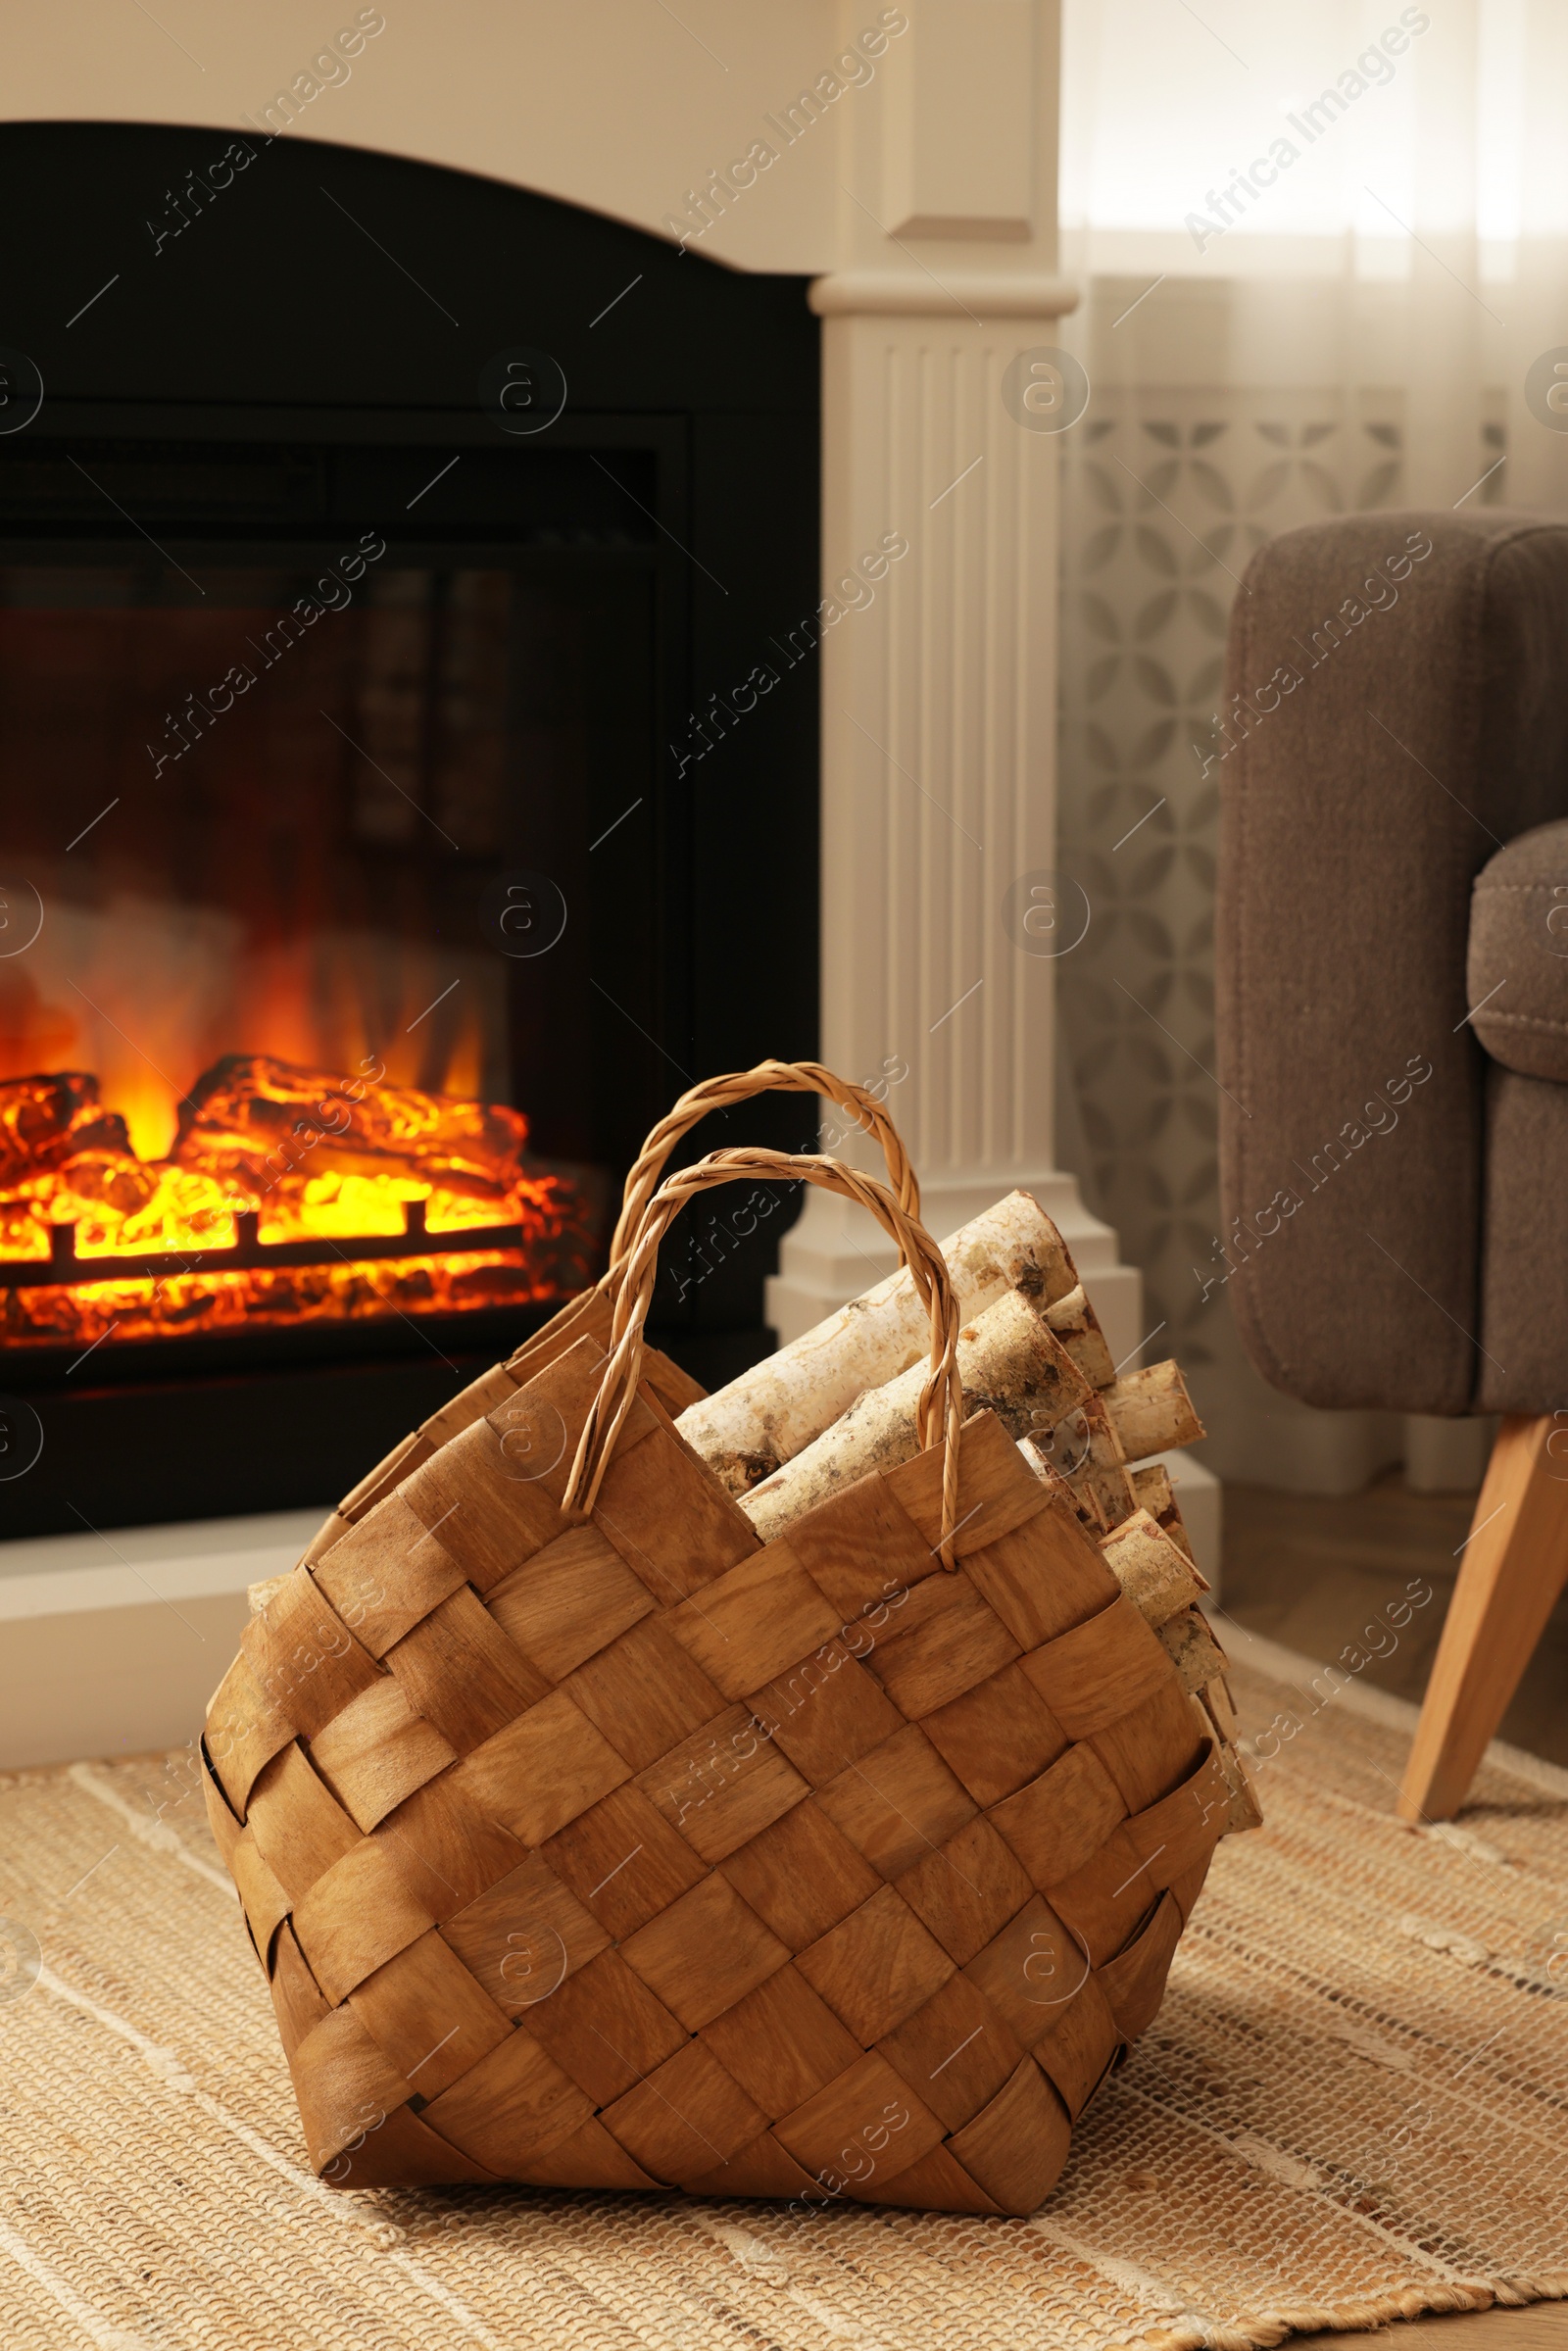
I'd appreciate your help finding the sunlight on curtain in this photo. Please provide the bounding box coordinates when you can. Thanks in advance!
[1052,0,1568,1489]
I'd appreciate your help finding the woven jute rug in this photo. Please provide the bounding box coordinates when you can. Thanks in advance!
[1,1644,1563,2351]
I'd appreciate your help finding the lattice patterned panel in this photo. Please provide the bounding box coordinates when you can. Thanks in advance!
[1056,389,1446,1411]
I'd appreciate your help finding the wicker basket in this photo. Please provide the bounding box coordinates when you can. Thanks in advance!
[203,1101,1227,2217]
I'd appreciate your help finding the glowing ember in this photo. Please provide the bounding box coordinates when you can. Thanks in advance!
[0,1055,594,1347]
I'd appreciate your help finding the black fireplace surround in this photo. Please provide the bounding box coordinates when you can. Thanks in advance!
[0,123,819,1537]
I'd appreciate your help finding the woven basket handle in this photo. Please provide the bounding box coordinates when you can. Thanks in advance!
[563,1146,966,1565]
[608,1058,916,1268]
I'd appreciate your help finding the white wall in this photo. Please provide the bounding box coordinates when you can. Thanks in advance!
[1,4,1065,281]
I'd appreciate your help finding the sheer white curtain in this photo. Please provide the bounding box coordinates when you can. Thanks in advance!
[1051,0,1568,1491]
[1061,0,1568,505]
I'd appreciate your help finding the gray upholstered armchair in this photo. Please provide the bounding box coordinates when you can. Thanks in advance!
[1216,508,1568,1818]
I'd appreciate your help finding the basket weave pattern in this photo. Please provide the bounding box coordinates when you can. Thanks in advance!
[203,1162,1225,2218]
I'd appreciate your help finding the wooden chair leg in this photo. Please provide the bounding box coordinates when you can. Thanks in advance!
[1397,1413,1568,1822]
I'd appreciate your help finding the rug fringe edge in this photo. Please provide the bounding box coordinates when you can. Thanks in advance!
[1113,2270,1568,2351]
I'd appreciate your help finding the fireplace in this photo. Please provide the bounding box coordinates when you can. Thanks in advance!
[0,122,819,1536]
[1,547,626,1354]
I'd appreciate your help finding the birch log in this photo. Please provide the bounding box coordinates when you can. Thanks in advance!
[1157,1603,1229,1692]
[1099,1507,1208,1625]
[1018,1435,1105,1534]
[1129,1461,1197,1564]
[677,1190,1077,1494]
[1128,1460,1173,1520]
[1044,1284,1116,1390]
[1102,1358,1204,1462]
[738,1287,1089,1541]
[1024,1439,1257,1842]
[1067,1392,1139,1531]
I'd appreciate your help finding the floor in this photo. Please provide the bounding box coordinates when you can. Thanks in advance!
[1220,1470,1568,1773]
[1293,2313,1568,2349]
[1224,1469,1568,2347]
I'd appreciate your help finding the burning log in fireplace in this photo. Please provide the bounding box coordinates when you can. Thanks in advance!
[0,1054,596,1347]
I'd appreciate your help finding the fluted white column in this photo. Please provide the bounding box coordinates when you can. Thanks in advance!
[767,273,1142,1363]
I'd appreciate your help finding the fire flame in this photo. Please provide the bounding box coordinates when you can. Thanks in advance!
[0,1055,594,1347]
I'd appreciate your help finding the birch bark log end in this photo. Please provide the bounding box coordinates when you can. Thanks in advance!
[677,1189,1080,1495]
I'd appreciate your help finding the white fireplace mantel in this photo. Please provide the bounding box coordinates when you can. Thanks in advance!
[4,0,1139,1357]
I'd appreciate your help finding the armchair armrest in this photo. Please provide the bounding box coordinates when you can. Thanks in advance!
[1467,817,1568,1081]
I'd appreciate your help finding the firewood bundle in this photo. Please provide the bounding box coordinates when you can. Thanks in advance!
[672,1184,1254,1821]
[215,1060,1259,2215]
